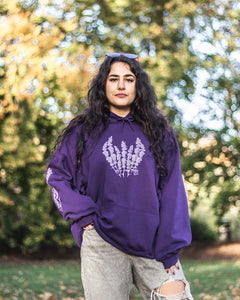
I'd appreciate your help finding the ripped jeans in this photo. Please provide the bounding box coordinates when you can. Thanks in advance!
[80,227,193,300]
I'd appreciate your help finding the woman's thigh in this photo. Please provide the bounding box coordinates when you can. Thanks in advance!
[80,227,133,300]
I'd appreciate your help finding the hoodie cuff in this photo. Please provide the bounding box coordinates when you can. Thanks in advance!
[77,214,95,228]
[158,253,179,269]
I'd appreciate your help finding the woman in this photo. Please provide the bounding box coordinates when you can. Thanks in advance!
[46,53,193,300]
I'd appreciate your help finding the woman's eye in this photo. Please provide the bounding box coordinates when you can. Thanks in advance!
[126,79,134,82]
[109,78,117,82]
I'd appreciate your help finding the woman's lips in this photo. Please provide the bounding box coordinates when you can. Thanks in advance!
[116,93,127,98]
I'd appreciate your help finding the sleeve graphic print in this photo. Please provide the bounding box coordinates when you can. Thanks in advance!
[46,167,63,213]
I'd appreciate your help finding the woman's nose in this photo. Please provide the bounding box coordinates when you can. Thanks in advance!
[118,80,125,90]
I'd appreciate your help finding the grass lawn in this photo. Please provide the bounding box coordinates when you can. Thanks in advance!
[0,259,240,299]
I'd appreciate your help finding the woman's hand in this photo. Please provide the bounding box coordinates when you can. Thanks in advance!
[165,262,179,275]
[83,223,94,230]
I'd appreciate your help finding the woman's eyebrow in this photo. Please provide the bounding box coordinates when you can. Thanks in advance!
[108,74,135,78]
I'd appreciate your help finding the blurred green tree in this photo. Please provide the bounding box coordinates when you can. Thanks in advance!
[178,0,239,225]
[0,0,239,252]
[0,0,94,251]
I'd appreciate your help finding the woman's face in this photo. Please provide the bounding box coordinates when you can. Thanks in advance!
[106,61,136,117]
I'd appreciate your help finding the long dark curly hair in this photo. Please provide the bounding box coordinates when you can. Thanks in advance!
[52,55,174,177]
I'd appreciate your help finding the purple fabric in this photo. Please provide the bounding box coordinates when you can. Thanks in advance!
[46,112,191,268]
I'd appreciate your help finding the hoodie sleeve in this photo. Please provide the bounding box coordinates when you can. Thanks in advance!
[46,128,97,228]
[154,130,192,269]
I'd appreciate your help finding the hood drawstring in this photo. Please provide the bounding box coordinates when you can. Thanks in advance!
[109,112,135,131]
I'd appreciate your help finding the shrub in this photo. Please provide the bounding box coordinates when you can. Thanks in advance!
[190,217,218,242]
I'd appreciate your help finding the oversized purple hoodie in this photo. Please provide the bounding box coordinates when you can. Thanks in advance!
[46,112,191,268]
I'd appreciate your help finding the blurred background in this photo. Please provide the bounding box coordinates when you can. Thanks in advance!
[0,0,239,256]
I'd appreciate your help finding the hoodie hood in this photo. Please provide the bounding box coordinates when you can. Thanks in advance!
[108,111,135,130]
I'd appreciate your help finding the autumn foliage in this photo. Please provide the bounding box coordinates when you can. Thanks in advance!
[0,0,239,253]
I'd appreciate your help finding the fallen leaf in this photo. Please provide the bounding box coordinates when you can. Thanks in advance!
[39,292,57,300]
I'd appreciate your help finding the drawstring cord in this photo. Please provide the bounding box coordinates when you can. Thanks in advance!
[120,117,135,131]
[112,113,135,131]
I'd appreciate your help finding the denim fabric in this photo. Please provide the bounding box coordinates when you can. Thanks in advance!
[80,228,193,300]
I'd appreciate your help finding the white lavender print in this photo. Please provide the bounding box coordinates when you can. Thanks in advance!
[46,167,52,183]
[46,168,63,213]
[102,136,145,178]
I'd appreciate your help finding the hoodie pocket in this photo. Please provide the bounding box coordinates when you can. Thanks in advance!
[98,204,159,256]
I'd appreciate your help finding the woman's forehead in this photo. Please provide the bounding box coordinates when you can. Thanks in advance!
[108,62,134,75]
